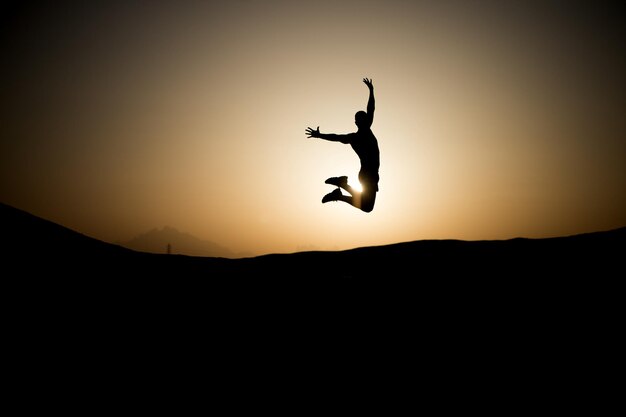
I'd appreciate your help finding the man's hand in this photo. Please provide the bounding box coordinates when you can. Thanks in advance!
[363,78,373,90]
[305,126,320,138]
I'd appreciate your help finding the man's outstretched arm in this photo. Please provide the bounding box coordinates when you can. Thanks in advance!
[363,78,375,118]
[306,126,351,144]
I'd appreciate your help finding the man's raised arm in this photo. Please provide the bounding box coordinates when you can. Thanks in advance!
[363,78,375,118]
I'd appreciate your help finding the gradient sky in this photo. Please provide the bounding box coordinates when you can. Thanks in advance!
[1,1,625,256]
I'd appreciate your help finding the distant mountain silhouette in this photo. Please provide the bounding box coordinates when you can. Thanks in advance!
[119,226,249,258]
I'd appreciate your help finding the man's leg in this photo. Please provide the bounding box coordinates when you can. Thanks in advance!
[325,176,359,196]
[322,179,375,210]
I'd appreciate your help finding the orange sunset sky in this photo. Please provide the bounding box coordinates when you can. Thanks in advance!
[1,1,625,256]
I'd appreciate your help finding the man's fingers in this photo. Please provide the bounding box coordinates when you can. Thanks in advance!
[305,126,319,137]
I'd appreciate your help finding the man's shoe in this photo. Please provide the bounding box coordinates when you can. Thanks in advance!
[322,188,343,203]
[324,176,348,188]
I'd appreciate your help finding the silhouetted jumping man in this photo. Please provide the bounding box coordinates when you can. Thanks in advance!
[306,78,380,212]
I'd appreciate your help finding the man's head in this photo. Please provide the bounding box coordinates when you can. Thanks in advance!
[355,111,368,128]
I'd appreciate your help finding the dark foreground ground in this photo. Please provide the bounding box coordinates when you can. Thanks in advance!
[3,201,623,361]
[3,202,622,398]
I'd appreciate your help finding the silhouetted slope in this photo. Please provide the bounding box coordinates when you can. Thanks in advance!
[235,228,624,278]
[2,201,624,280]
[0,202,229,275]
[2,202,135,259]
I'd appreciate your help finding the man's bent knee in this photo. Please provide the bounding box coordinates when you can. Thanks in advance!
[360,197,375,213]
